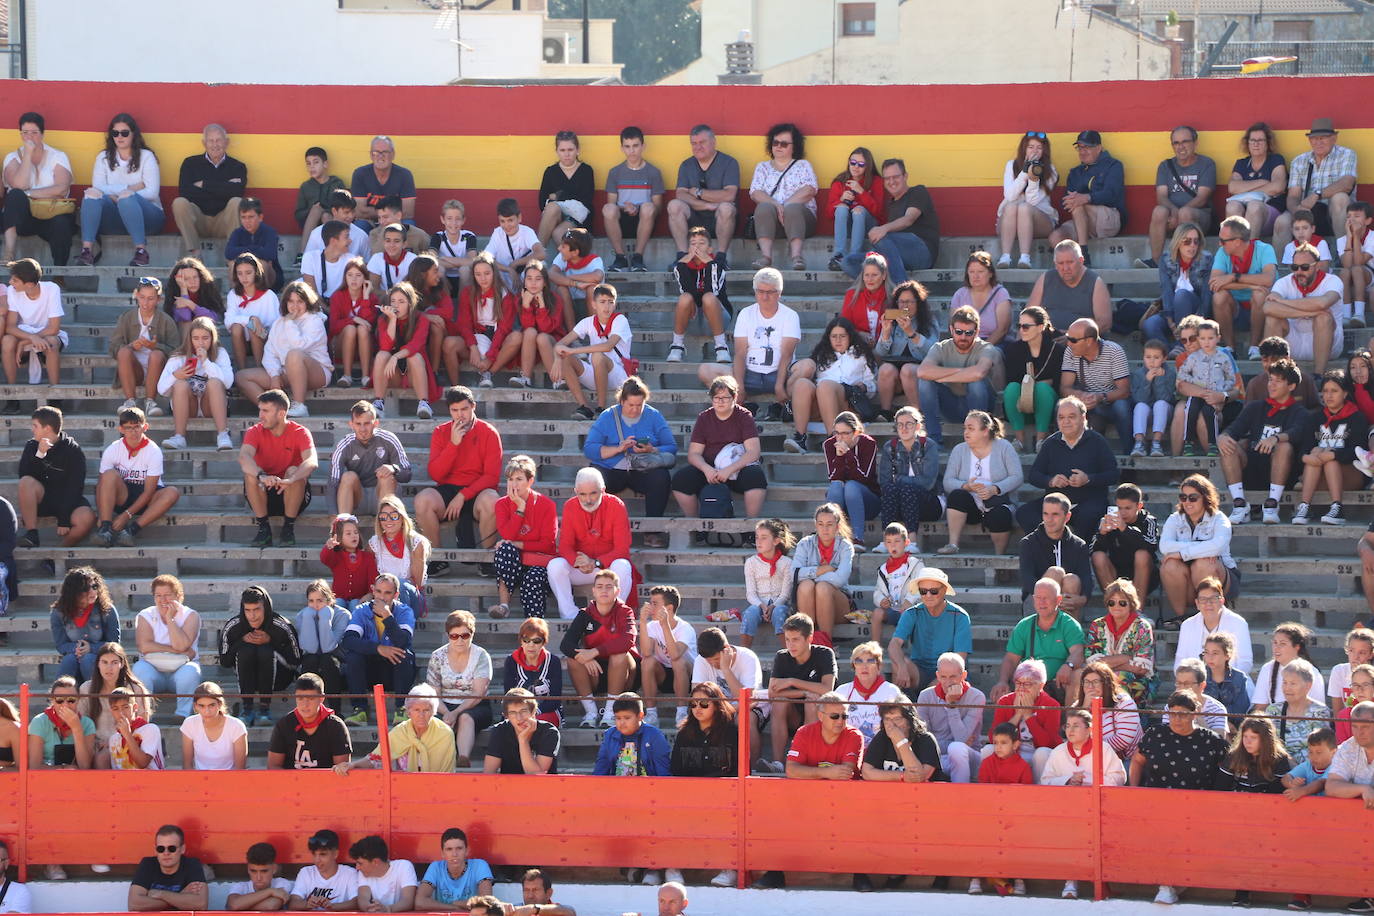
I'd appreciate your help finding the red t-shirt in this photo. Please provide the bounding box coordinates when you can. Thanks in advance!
[786,721,863,778]
[494,490,559,566]
[690,405,759,466]
[979,751,1034,785]
[244,421,315,477]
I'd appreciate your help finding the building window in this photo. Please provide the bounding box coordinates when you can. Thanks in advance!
[841,3,876,37]
[1272,20,1313,42]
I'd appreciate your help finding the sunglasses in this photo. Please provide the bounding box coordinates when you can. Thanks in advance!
[772,139,793,147]
[688,699,714,709]
[1018,322,1038,330]
[307,840,334,851]
[335,513,358,524]
[824,712,847,721]
[1181,335,1197,343]
[848,159,866,168]
[377,512,401,521]
[136,277,163,290]
[521,636,546,645]
[1292,263,1315,272]
[51,697,78,705]
[155,845,179,854]
[1064,335,1088,344]
[1219,236,1243,244]
[918,587,944,596]
[951,328,977,337]
[1181,238,1200,246]
[111,129,132,138]
[1106,599,1132,608]
[1178,492,1201,502]
[1025,131,1048,139]
[448,631,473,641]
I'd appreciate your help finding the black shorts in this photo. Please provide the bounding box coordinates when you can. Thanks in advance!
[1310,201,1336,237]
[686,208,718,237]
[37,491,89,528]
[670,463,768,496]
[445,699,493,732]
[618,211,646,241]
[1241,450,1298,490]
[114,480,164,515]
[1098,546,1161,595]
[430,485,482,547]
[245,480,313,518]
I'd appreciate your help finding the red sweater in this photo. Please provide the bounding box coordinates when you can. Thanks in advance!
[578,600,639,659]
[990,690,1063,748]
[427,418,503,499]
[327,289,378,339]
[516,292,565,337]
[558,493,631,567]
[979,752,1034,785]
[319,545,379,603]
[379,312,439,400]
[823,432,879,493]
[826,176,884,222]
[456,288,519,352]
[494,490,558,566]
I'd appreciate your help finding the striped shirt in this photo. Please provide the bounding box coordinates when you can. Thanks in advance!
[1060,339,1129,394]
[1288,144,1358,197]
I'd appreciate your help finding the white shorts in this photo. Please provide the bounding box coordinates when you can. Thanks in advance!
[133,346,151,370]
[474,334,493,359]
[1285,315,1343,362]
[577,356,628,391]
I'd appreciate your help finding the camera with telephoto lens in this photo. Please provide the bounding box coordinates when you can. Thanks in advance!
[1027,159,1045,180]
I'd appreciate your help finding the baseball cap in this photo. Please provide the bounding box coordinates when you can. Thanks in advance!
[1073,130,1102,147]
[1307,117,1336,136]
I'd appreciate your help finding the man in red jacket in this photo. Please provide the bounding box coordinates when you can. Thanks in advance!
[547,467,634,620]
[417,386,502,577]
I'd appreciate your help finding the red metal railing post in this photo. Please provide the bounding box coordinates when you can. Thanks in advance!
[17,683,28,883]
[1092,695,1105,900]
[374,684,392,847]
[736,687,751,889]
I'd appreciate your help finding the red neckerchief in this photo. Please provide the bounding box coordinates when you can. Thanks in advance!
[592,312,620,341]
[933,679,968,701]
[853,287,884,330]
[757,547,783,578]
[350,294,371,317]
[1295,269,1329,296]
[128,716,150,732]
[1266,396,1295,417]
[1105,610,1138,639]
[817,539,835,565]
[72,603,94,629]
[513,647,549,671]
[1066,740,1091,767]
[237,288,266,308]
[1230,241,1256,274]
[293,704,334,731]
[565,253,597,271]
[1178,258,1192,273]
[849,675,887,701]
[883,556,907,575]
[383,251,406,268]
[122,436,151,460]
[44,706,72,738]
[1324,400,1358,425]
[686,256,708,269]
[381,533,406,559]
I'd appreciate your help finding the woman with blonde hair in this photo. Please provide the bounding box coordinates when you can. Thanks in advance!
[369,493,431,618]
[158,315,234,451]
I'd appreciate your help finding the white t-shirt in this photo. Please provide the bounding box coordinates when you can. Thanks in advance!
[691,645,762,697]
[1282,239,1332,263]
[1271,271,1344,304]
[136,605,200,662]
[367,251,417,291]
[1336,232,1374,260]
[224,289,281,331]
[645,617,698,667]
[179,714,248,770]
[484,224,540,267]
[302,251,351,298]
[99,437,164,484]
[733,302,802,375]
[0,879,32,914]
[304,222,370,259]
[107,721,165,770]
[6,280,64,333]
[573,313,632,359]
[1251,659,1327,707]
[3,145,72,191]
[835,679,905,742]
[1329,661,1354,708]
[357,859,418,906]
[229,877,292,898]
[290,863,360,905]
[90,149,162,202]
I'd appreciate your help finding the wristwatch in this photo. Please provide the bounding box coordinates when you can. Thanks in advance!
[1233,271,1241,284]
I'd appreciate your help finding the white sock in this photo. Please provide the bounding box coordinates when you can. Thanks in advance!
[1228,483,1245,501]
[1356,301,1367,318]
[671,333,685,348]
[1269,484,1285,501]
[676,705,689,723]
[602,699,616,718]
[713,334,728,349]
[581,696,597,717]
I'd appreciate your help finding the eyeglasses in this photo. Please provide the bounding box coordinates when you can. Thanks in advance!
[1292,263,1315,272]
[110,129,132,138]
[1178,492,1201,503]
[155,845,179,854]
[521,636,546,645]
[378,512,401,521]
[951,328,976,337]
[848,159,866,168]
[1025,131,1047,139]
[688,699,714,709]
[824,712,847,721]
[1013,679,1040,688]
[1195,594,1223,604]
[1106,599,1132,608]
[448,631,473,641]
[918,587,944,596]
[1181,238,1200,246]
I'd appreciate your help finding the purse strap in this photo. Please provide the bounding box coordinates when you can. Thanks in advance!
[612,405,626,441]
[770,159,798,197]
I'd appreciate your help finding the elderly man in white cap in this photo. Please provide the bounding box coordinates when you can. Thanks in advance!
[884,568,972,698]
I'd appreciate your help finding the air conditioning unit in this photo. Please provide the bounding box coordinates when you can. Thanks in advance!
[543,36,566,63]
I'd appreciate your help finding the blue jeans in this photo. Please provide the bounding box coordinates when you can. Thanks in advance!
[1140,287,1206,343]
[918,378,992,428]
[132,659,203,718]
[826,480,880,541]
[741,601,790,638]
[1089,398,1134,453]
[80,194,165,246]
[845,231,932,282]
[832,206,873,261]
[343,650,417,713]
[58,650,98,682]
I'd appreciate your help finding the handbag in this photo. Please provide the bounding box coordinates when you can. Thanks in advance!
[744,160,798,241]
[141,650,188,673]
[1016,362,1036,415]
[612,406,676,471]
[843,383,877,422]
[28,197,76,219]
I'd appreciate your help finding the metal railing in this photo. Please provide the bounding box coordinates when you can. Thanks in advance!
[1186,40,1374,77]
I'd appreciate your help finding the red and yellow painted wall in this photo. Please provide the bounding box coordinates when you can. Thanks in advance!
[3,76,1373,238]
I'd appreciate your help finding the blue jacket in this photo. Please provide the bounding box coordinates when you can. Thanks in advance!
[1158,251,1211,315]
[791,534,854,590]
[583,404,678,471]
[50,606,120,655]
[592,723,672,776]
[295,603,352,655]
[341,600,415,656]
[1064,150,1126,221]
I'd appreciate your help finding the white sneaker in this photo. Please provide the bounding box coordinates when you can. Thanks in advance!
[711,869,737,888]
[510,375,531,388]
[1292,501,1311,524]
[642,869,662,886]
[144,398,163,417]
[580,711,600,729]
[361,375,371,389]
[1356,446,1374,478]
[372,398,386,417]
[286,402,309,418]
[664,868,685,885]
[675,706,689,726]
[600,708,616,729]
[119,398,137,411]
[967,877,983,894]
[416,400,433,420]
[216,430,234,451]
[200,863,215,880]
[1154,884,1179,905]
[90,863,111,874]
[552,379,567,390]
[1261,501,1280,524]
[1063,880,1078,899]
[995,254,1012,268]
[45,864,67,880]
[870,542,888,553]
[625,868,645,884]
[643,708,660,728]
[1017,254,1033,268]
[161,434,187,450]
[478,371,493,388]
[1013,879,1026,896]
[1247,345,1261,360]
[1228,500,1250,525]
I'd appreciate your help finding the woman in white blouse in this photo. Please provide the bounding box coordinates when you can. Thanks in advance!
[749,122,818,271]
[235,280,332,417]
[130,574,201,719]
[368,494,430,619]
[77,113,164,268]
[158,317,234,452]
[996,131,1058,269]
[426,610,492,768]
[179,681,247,770]
[2,110,74,265]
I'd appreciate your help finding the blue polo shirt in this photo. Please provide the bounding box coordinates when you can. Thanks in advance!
[892,601,972,672]
[1210,241,1276,303]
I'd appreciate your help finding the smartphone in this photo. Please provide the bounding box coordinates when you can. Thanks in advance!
[883,309,908,321]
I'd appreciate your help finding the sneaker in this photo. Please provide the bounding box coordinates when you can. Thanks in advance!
[1181,442,1198,457]
[1322,502,1346,524]
[665,344,685,363]
[361,375,371,388]
[580,712,600,729]
[116,527,136,547]
[286,402,309,418]
[1292,502,1311,525]
[344,709,368,725]
[641,870,662,886]
[96,525,115,548]
[714,345,730,362]
[416,400,433,420]
[130,246,150,267]
[216,430,234,451]
[760,759,785,774]
[1357,446,1374,477]
[1013,879,1026,896]
[278,524,296,547]
[510,375,531,388]
[711,870,737,888]
[19,530,38,548]
[1229,500,1250,524]
[334,373,353,388]
[1234,890,1252,907]
[871,542,889,553]
[1155,885,1180,905]
[250,524,273,548]
[427,561,451,578]
[761,402,783,422]
[1150,440,1165,457]
[1345,898,1374,913]
[1130,440,1147,457]
[1262,499,1281,524]
[162,434,188,451]
[609,253,630,272]
[1135,257,1159,269]
[599,708,616,728]
[120,397,138,411]
[630,253,648,272]
[1248,345,1262,360]
[1017,254,1033,268]
[241,708,258,727]
[45,864,67,880]
[853,874,874,893]
[664,868,684,884]
[751,871,785,890]
[478,371,493,389]
[572,405,596,420]
[967,878,984,895]
[75,248,95,267]
[783,432,807,453]
[1288,895,1312,910]
[827,255,844,272]
[643,709,660,728]
[995,253,1012,268]
[1207,443,1220,457]
[1063,880,1079,899]
[625,868,645,884]
[372,398,386,417]
[552,379,567,391]
[90,863,111,874]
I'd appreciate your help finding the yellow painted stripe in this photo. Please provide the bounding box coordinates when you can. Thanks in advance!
[33,129,1374,189]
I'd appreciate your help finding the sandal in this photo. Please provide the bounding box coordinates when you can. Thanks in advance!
[791,255,806,271]
[488,602,510,619]
[751,256,773,269]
